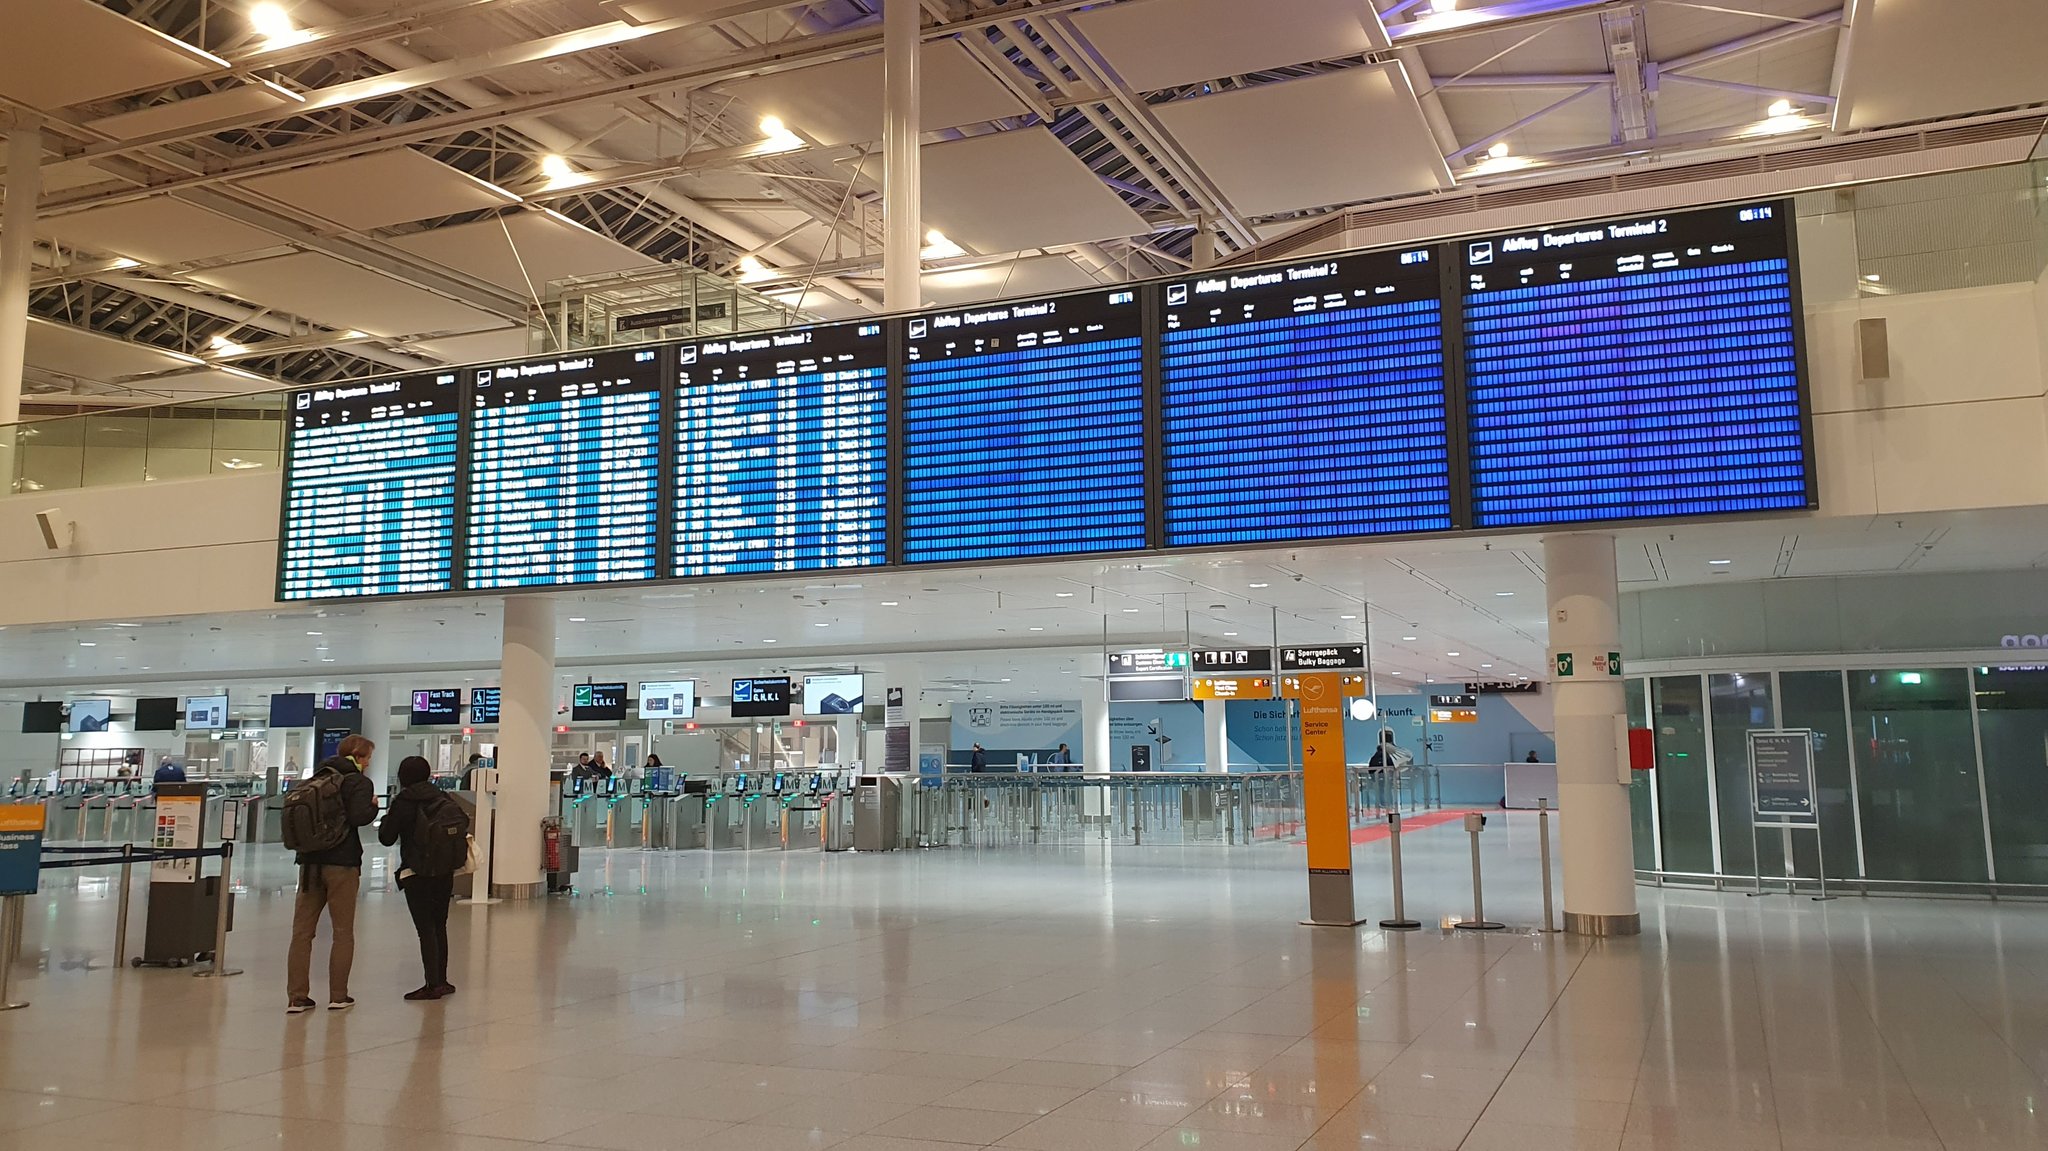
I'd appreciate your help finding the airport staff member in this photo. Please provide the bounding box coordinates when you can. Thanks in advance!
[1046,743,1073,767]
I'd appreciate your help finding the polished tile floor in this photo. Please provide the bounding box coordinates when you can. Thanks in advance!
[3,811,2046,1150]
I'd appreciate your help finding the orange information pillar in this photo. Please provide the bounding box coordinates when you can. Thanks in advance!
[1288,671,1362,926]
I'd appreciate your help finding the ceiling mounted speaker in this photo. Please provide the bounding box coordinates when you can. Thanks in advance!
[1857,317,1890,381]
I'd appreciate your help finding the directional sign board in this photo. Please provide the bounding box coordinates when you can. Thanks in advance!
[1280,645,1366,671]
[1749,729,1818,826]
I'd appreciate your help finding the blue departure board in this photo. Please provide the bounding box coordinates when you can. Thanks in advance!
[902,290,1146,563]
[674,322,886,576]
[463,348,664,590]
[280,371,460,600]
[1463,201,1811,527]
[1160,250,1451,546]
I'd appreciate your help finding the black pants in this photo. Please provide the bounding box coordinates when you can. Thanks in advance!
[401,873,454,987]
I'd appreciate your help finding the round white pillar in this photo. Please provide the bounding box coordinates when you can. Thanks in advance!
[494,596,556,897]
[1203,699,1228,773]
[1544,532,1640,935]
[357,680,394,794]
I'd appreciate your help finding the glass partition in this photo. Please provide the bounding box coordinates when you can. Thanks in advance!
[1778,670,1858,880]
[1974,667,2048,884]
[1846,668,1987,884]
[1651,675,1713,874]
[1708,673,1773,876]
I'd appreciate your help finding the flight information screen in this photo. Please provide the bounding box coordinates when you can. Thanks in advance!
[279,371,461,600]
[1159,250,1451,546]
[674,321,887,576]
[464,348,664,590]
[902,290,1146,563]
[1462,201,1811,527]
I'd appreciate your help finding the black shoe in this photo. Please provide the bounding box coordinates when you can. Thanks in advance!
[435,983,456,997]
[286,998,317,1015]
[404,986,442,1001]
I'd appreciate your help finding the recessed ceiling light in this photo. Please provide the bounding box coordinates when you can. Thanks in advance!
[568,617,586,623]
[1447,652,1461,657]
[1056,592,1075,598]
[1862,273,1882,283]
[1403,636,1418,641]
[1223,631,1238,637]
[306,631,323,636]
[1001,678,1012,682]
[1122,608,1140,613]
[880,601,900,606]
[1708,559,1732,565]
[1495,592,1514,597]
[761,638,778,643]
[79,641,96,647]
[1249,582,1269,588]
[1391,671,1403,676]
[1482,663,1493,668]
[321,658,335,663]
[1340,614,1357,620]
[1029,626,1044,631]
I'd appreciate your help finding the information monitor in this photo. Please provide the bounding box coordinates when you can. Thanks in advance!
[280,371,461,599]
[901,289,1147,562]
[673,321,886,576]
[464,348,665,589]
[1461,201,1812,527]
[1159,249,1451,546]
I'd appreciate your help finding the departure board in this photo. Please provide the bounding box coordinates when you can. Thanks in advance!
[902,289,1146,563]
[1462,201,1811,527]
[673,321,886,576]
[280,371,461,600]
[463,348,664,590]
[1160,250,1451,546]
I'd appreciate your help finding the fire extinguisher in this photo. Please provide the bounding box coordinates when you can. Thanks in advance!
[543,819,563,872]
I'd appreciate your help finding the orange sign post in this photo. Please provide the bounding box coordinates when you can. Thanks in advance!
[1284,671,1362,926]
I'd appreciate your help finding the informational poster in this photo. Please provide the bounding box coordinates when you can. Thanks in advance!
[0,805,45,896]
[1749,729,1818,825]
[151,793,203,884]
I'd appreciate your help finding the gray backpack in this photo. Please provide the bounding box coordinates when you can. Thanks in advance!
[280,769,350,853]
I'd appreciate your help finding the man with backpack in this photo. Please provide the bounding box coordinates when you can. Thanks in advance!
[282,734,379,1014]
[379,755,471,1001]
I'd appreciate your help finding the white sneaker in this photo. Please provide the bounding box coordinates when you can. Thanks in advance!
[286,998,316,1015]
[327,997,355,1012]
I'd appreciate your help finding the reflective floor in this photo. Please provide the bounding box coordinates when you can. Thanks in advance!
[2,812,2046,1150]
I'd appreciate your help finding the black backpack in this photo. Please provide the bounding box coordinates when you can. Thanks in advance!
[281,768,351,853]
[413,793,472,876]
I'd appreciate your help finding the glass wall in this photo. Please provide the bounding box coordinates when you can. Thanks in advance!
[1779,671,1858,879]
[1650,675,1713,874]
[1626,677,1654,871]
[1708,673,1773,877]
[1974,668,2048,884]
[1846,668,1986,883]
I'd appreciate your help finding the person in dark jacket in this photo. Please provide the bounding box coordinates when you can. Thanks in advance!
[969,744,987,773]
[153,756,186,783]
[285,735,379,1015]
[380,756,462,1001]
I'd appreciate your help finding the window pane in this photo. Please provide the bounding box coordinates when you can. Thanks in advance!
[1777,671,1858,880]
[1627,677,1654,870]
[1709,673,1773,876]
[1847,668,1986,883]
[1973,667,2048,884]
[1652,675,1712,874]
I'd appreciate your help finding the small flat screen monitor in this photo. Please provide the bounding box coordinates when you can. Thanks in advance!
[731,677,792,718]
[470,687,500,725]
[638,681,696,720]
[802,674,864,716]
[134,697,179,731]
[22,701,63,733]
[269,692,317,729]
[411,689,462,726]
[185,695,228,730]
[68,699,113,733]
[571,683,628,723]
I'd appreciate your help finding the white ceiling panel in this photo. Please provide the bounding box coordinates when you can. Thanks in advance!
[1070,0,1388,90]
[236,149,519,231]
[42,198,283,267]
[1644,0,1839,60]
[190,253,503,339]
[1837,0,2048,130]
[410,327,532,365]
[920,128,1150,254]
[718,41,1029,147]
[25,317,202,383]
[87,83,298,140]
[0,0,218,110]
[920,254,1103,306]
[1154,65,1453,216]
[1437,88,1611,157]
[388,211,654,294]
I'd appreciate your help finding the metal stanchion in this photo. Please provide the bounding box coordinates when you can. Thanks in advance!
[195,842,241,978]
[113,844,134,967]
[1379,812,1419,930]
[0,895,26,1009]
[1454,813,1504,930]
[1537,798,1558,933]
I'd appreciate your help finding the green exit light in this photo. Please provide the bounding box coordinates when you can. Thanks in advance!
[1899,672,1923,685]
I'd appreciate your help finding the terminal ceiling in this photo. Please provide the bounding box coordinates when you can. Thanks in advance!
[3,0,2047,406]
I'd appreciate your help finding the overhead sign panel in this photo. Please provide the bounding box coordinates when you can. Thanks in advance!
[1192,647,1276,673]
[731,676,793,718]
[901,289,1147,563]
[637,680,696,720]
[1159,249,1453,546]
[469,687,500,725]
[464,348,664,590]
[571,682,629,722]
[1281,645,1367,671]
[1108,650,1189,675]
[1192,676,1275,701]
[674,321,887,576]
[280,371,461,600]
[1463,200,1812,527]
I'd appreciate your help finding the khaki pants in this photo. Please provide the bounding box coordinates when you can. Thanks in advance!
[287,865,360,1003]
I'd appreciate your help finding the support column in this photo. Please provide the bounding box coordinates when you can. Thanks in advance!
[495,596,556,897]
[1544,532,1640,936]
[0,118,43,437]
[882,665,923,773]
[1078,653,1110,818]
[357,680,394,795]
[882,0,921,311]
[1203,699,1228,773]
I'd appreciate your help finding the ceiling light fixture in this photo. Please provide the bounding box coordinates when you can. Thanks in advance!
[1249,582,1269,588]
[736,254,772,282]
[814,622,830,627]
[1767,98,1795,118]
[1122,607,1140,613]
[568,616,586,623]
[79,641,96,647]
[761,638,778,643]
[249,2,305,45]
[922,230,965,260]
[880,601,900,606]
[1403,636,1418,641]
[1447,652,1461,657]
[539,153,576,182]
[306,631,322,636]
[1055,592,1075,598]
[1223,631,1238,637]
[1494,591,1513,597]
[1340,614,1357,620]
[1029,626,1044,631]
[1863,273,1882,282]
[1709,559,1732,566]
[759,115,803,151]
[1486,140,1510,159]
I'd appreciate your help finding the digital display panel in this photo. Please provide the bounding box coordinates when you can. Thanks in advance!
[801,674,864,716]
[1462,201,1811,527]
[674,322,887,576]
[322,692,360,712]
[469,687,500,726]
[410,689,462,726]
[135,697,179,732]
[1160,250,1452,546]
[902,289,1147,562]
[280,371,460,600]
[269,692,317,729]
[185,695,228,731]
[464,348,664,590]
[731,676,792,718]
[638,681,697,720]
[68,699,111,733]
[571,683,629,723]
